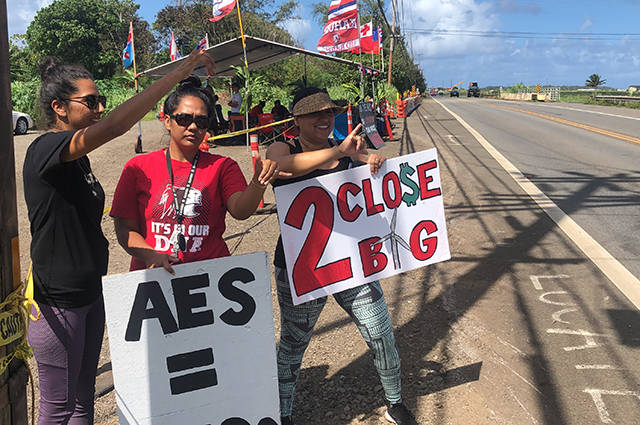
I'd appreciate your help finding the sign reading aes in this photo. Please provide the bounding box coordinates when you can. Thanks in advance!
[102,253,279,425]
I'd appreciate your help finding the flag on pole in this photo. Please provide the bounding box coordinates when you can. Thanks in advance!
[196,35,208,50]
[349,22,380,54]
[317,0,360,53]
[122,23,134,68]
[170,32,181,61]
[209,0,236,22]
[378,26,383,49]
[327,0,358,21]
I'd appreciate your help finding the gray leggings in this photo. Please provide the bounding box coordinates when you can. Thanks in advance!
[27,296,105,425]
[275,267,402,417]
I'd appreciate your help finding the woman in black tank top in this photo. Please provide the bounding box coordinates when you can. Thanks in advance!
[266,88,418,425]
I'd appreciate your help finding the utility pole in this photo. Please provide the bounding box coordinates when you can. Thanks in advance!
[387,0,397,85]
[0,0,29,422]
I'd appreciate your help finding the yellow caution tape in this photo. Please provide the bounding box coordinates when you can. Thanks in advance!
[208,117,295,141]
[1,274,39,425]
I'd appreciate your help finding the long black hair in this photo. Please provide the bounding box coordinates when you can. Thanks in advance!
[163,76,213,117]
[39,56,93,128]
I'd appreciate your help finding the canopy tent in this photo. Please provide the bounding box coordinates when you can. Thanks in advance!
[139,35,379,78]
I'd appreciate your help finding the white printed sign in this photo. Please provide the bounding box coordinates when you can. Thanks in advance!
[102,253,280,425]
[274,148,451,305]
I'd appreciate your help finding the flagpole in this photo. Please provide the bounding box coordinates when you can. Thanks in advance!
[356,12,364,101]
[130,21,143,154]
[388,0,397,85]
[379,28,384,81]
[371,50,376,103]
[236,1,250,148]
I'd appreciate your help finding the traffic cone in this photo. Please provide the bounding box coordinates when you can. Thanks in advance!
[347,103,353,134]
[250,134,265,209]
[384,107,394,141]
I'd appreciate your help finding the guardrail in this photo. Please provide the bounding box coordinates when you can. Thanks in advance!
[595,95,640,102]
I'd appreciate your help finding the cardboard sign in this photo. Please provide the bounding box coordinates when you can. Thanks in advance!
[102,253,279,425]
[274,148,450,305]
[358,102,385,149]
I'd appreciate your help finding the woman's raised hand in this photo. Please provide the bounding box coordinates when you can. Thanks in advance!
[179,48,217,79]
[252,150,292,186]
[338,123,368,157]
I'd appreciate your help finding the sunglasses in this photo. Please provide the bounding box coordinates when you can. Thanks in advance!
[65,94,107,110]
[170,113,209,130]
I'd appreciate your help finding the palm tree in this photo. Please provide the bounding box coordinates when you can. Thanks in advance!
[585,74,606,88]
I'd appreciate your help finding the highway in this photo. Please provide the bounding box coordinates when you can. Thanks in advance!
[391,97,640,424]
[435,97,640,282]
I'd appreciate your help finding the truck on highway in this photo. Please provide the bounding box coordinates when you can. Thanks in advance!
[468,82,480,97]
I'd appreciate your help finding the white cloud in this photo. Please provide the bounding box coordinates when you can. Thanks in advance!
[407,0,502,59]
[580,17,593,32]
[278,4,312,46]
[7,0,52,36]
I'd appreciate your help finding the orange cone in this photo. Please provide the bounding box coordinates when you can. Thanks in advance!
[250,134,265,208]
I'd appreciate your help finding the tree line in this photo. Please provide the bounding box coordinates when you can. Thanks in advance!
[10,0,425,123]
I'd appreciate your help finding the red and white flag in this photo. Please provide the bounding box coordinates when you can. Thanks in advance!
[195,35,208,50]
[209,0,236,22]
[170,32,181,61]
[350,22,380,54]
[317,0,360,53]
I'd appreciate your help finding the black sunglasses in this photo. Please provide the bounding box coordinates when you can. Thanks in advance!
[170,113,209,130]
[65,94,107,110]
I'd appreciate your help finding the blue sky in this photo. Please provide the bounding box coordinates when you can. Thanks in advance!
[8,0,640,88]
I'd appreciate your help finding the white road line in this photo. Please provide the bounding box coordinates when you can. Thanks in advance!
[446,135,462,145]
[546,328,609,351]
[575,365,622,370]
[551,308,578,324]
[584,389,640,424]
[433,98,640,310]
[539,291,575,306]
[526,103,640,122]
[529,274,570,291]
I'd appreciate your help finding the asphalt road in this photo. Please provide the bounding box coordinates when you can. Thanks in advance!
[435,97,640,281]
[411,97,640,424]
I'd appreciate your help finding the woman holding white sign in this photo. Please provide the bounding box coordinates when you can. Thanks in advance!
[266,88,418,425]
[110,77,286,273]
[24,50,215,424]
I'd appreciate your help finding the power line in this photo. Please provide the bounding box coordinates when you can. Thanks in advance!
[403,28,640,40]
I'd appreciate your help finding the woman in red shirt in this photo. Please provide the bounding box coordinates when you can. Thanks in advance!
[110,77,285,272]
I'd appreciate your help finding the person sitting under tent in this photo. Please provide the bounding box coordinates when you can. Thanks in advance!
[271,99,290,121]
[249,100,265,128]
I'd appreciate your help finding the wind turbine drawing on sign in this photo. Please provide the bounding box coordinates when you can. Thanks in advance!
[373,207,411,270]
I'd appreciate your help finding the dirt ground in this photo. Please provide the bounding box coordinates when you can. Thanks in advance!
[12,111,472,425]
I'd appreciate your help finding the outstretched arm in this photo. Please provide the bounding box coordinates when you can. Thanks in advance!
[226,152,291,220]
[266,124,367,178]
[62,49,216,162]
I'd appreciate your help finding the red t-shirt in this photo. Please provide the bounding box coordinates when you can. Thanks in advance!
[110,149,248,271]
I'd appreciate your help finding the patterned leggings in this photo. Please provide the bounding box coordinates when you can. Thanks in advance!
[275,267,402,417]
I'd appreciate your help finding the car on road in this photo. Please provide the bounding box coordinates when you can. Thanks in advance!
[468,82,480,97]
[12,111,33,135]
[430,88,437,96]
[450,87,459,97]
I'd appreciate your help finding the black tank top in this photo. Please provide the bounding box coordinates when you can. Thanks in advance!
[273,138,353,268]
